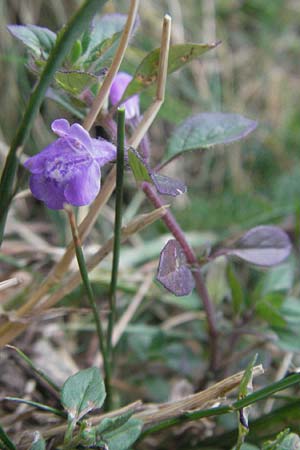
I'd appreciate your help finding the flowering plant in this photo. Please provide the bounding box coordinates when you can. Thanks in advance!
[24,119,116,209]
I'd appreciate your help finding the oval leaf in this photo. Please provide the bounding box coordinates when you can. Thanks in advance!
[61,367,106,421]
[157,239,195,296]
[8,25,56,58]
[123,42,220,99]
[55,70,98,95]
[100,418,143,450]
[128,147,186,197]
[151,173,187,197]
[226,226,292,267]
[166,112,257,161]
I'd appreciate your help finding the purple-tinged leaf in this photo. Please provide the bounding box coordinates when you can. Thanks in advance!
[128,148,186,197]
[223,226,292,267]
[151,173,187,197]
[8,25,56,58]
[166,112,257,163]
[157,239,195,296]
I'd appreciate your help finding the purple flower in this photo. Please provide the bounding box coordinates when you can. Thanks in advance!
[109,72,140,120]
[24,119,116,210]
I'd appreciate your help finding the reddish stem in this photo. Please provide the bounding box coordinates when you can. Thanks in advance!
[142,182,219,371]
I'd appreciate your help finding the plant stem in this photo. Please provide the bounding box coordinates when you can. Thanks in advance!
[65,207,109,391]
[142,182,218,370]
[141,372,300,437]
[105,108,125,410]
[2,397,66,418]
[0,423,16,450]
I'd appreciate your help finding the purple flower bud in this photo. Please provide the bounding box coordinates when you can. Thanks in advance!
[109,72,140,120]
[24,119,117,210]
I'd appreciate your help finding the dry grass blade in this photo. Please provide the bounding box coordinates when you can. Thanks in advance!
[0,206,168,346]
[27,366,263,444]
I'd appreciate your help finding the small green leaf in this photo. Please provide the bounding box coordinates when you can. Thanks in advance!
[82,13,127,59]
[100,418,143,450]
[128,148,152,183]
[55,70,98,95]
[227,262,244,315]
[262,429,300,449]
[84,31,122,69]
[95,411,134,434]
[69,39,82,65]
[256,293,286,328]
[8,25,56,58]
[30,433,46,450]
[61,367,106,421]
[166,112,257,162]
[123,42,220,99]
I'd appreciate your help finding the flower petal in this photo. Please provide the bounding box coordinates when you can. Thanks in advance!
[51,119,70,137]
[109,72,140,119]
[90,138,117,166]
[24,142,58,174]
[29,173,65,210]
[64,160,101,206]
[67,123,92,152]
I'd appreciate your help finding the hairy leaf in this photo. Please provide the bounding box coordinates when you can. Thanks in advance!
[55,70,98,95]
[61,367,105,421]
[128,147,186,197]
[123,42,220,99]
[8,25,56,58]
[225,226,292,267]
[166,112,257,162]
[100,418,143,450]
[157,239,195,296]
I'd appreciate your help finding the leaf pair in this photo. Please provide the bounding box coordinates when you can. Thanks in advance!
[157,226,292,297]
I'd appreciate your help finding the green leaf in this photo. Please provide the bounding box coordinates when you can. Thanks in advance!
[8,25,56,57]
[123,42,220,99]
[84,31,122,69]
[255,293,286,328]
[128,147,152,183]
[69,39,83,65]
[30,434,46,450]
[55,70,98,95]
[61,367,106,421]
[262,429,300,449]
[95,411,134,434]
[82,13,127,59]
[100,418,143,450]
[227,262,244,315]
[166,112,257,162]
[260,261,295,296]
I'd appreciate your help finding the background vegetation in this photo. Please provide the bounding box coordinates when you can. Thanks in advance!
[1,1,300,449]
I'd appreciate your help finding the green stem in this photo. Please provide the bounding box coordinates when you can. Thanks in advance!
[65,208,110,398]
[2,397,66,418]
[141,373,300,437]
[105,107,125,410]
[0,0,108,245]
[7,345,60,392]
[0,423,16,450]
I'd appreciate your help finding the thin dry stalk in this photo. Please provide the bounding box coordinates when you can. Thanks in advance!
[83,0,140,131]
[32,366,264,442]
[0,207,168,346]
